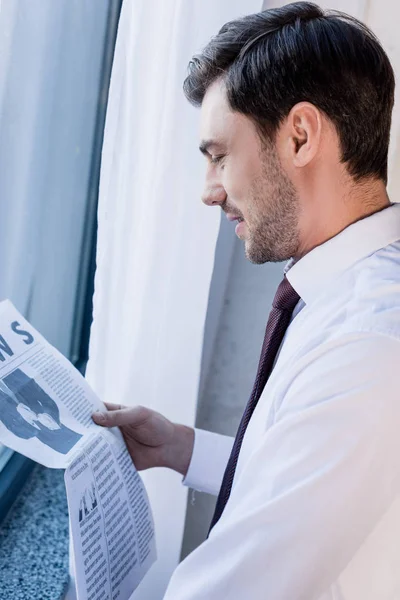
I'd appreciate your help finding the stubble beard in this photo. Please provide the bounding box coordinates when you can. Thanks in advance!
[244,141,301,264]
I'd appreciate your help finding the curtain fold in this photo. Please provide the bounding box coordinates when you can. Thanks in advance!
[85,0,263,597]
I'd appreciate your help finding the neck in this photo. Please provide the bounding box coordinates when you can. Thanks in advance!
[296,177,391,259]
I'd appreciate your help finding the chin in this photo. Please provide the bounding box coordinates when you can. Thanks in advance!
[244,239,270,264]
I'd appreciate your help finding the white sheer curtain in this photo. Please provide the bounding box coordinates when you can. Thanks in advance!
[84,1,262,598]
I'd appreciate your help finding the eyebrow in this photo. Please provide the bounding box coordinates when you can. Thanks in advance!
[199,139,226,156]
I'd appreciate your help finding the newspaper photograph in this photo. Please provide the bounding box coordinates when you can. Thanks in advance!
[0,299,106,468]
[0,299,157,599]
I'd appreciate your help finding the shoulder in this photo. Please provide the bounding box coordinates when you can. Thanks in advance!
[273,242,400,414]
[321,241,400,341]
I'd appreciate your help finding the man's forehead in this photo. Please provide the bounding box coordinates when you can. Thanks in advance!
[199,81,252,151]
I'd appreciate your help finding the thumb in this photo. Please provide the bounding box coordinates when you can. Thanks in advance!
[92,405,148,428]
[92,409,123,427]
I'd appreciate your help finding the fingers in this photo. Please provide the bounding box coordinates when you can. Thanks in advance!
[92,404,148,428]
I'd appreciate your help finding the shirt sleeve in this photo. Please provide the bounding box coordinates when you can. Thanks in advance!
[165,332,400,600]
[182,427,234,495]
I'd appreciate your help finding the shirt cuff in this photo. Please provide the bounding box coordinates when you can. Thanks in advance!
[182,428,234,496]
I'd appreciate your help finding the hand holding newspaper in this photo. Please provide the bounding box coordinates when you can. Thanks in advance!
[0,300,156,600]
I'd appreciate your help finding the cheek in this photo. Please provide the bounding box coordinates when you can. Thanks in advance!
[224,157,257,203]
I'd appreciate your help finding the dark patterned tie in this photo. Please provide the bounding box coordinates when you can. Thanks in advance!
[208,275,300,534]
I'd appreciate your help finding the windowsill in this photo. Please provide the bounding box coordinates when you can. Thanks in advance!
[0,464,69,599]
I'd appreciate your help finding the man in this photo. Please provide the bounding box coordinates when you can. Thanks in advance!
[92,2,400,598]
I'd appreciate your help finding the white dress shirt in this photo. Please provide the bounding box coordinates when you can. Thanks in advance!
[164,202,400,600]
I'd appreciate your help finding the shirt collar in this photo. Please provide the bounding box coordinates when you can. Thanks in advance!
[285,202,400,305]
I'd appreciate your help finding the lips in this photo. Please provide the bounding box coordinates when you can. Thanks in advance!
[226,213,244,222]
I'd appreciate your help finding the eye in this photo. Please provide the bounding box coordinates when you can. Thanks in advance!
[210,155,225,165]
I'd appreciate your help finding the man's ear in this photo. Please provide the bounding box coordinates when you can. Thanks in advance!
[285,102,322,168]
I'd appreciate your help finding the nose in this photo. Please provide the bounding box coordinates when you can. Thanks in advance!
[201,184,227,207]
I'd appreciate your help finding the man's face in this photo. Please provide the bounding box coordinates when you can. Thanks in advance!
[199,79,300,263]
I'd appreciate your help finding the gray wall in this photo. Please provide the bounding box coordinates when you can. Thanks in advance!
[181,215,284,558]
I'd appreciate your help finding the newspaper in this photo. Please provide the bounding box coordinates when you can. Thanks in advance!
[0,299,156,600]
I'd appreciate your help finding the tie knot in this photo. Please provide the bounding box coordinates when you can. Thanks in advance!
[272,275,300,311]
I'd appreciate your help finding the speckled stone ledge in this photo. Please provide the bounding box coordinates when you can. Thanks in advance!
[0,465,70,600]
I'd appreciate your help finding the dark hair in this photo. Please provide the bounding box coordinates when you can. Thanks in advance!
[183,2,395,183]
